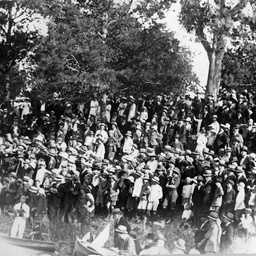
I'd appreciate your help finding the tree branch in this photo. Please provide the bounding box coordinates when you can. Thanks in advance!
[230,0,250,17]
[195,27,212,60]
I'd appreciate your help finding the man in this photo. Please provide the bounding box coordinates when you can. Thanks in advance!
[63,175,81,222]
[113,208,131,248]
[197,212,222,254]
[192,175,205,228]
[114,225,136,255]
[10,195,30,238]
[220,212,235,253]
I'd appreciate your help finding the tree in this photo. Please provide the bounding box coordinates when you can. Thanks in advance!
[221,16,256,89]
[0,0,41,108]
[31,0,198,103]
[179,0,256,99]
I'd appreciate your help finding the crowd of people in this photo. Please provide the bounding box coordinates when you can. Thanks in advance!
[1,89,256,254]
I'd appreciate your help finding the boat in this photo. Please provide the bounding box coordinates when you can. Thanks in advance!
[0,234,56,252]
[74,238,116,256]
[73,224,117,256]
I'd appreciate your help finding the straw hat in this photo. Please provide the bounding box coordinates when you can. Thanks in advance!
[223,212,234,222]
[151,176,160,184]
[112,208,122,215]
[208,212,218,221]
[174,238,186,251]
[116,225,128,234]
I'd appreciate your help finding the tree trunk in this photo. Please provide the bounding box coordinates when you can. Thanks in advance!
[205,35,227,100]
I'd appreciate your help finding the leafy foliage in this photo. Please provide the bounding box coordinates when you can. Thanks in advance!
[30,0,198,103]
[221,26,256,89]
[179,0,256,97]
[0,0,42,102]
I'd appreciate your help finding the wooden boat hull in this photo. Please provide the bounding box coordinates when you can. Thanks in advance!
[0,234,55,252]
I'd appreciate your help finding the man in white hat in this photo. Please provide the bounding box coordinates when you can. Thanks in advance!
[114,225,136,255]
[10,195,30,238]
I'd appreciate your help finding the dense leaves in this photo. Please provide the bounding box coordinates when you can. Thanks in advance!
[31,0,198,103]
[0,0,42,103]
[221,28,256,89]
[179,0,256,98]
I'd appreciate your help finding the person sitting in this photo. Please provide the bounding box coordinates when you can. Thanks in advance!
[114,225,136,255]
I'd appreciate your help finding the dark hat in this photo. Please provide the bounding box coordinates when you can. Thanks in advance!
[230,157,238,163]
[208,212,218,221]
[112,208,122,215]
[226,179,235,187]
[223,212,234,222]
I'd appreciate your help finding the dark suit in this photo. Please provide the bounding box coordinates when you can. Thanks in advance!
[192,184,205,228]
[221,223,235,253]
[63,180,81,222]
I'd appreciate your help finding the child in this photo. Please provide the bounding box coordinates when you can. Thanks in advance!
[179,202,193,229]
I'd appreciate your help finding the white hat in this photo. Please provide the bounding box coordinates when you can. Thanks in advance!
[126,176,135,183]
[174,238,186,251]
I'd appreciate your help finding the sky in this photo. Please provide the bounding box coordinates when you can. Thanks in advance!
[163,2,209,91]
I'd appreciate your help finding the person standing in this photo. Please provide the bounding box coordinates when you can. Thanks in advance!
[220,212,235,253]
[10,195,30,238]
[197,212,222,254]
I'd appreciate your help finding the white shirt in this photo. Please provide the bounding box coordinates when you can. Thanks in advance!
[14,202,30,219]
[35,168,48,186]
[123,137,133,154]
[148,184,163,202]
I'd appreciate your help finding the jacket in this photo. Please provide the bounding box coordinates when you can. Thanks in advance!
[204,222,221,253]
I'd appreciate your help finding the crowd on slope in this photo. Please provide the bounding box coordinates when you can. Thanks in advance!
[0,90,256,254]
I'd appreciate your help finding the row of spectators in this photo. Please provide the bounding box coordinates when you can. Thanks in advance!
[1,89,256,254]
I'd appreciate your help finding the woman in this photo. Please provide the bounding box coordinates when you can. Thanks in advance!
[234,182,245,222]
